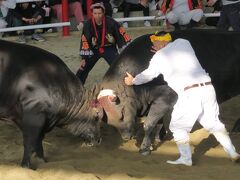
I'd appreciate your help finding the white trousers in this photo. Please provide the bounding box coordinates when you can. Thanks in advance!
[166,9,203,25]
[169,85,225,143]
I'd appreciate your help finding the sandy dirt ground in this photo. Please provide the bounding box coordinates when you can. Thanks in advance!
[0,28,240,180]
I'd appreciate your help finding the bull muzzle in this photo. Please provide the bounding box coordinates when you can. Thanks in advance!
[97,89,123,122]
[85,137,102,147]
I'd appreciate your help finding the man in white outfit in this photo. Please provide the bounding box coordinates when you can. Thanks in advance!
[207,0,240,31]
[124,32,240,166]
[158,0,203,29]
[0,0,16,28]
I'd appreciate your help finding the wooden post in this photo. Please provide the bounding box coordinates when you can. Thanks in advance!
[62,0,70,36]
[87,0,93,19]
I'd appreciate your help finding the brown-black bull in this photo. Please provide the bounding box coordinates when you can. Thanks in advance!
[94,29,240,155]
[0,40,103,168]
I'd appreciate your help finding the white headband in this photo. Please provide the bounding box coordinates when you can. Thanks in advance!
[90,2,105,11]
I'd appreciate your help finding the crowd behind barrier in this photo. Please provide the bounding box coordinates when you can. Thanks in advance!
[0,0,70,35]
[0,0,222,36]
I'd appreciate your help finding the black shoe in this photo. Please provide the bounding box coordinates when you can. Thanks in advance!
[173,23,180,30]
[32,34,45,42]
[187,20,198,29]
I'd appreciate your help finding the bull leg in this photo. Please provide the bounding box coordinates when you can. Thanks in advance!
[119,106,137,141]
[139,97,170,155]
[35,134,47,163]
[154,122,164,143]
[119,119,135,141]
[21,110,46,168]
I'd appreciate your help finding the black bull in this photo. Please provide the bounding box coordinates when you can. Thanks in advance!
[96,29,240,155]
[0,40,103,168]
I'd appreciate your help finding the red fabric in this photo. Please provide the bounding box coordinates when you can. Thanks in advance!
[161,0,202,14]
[188,0,203,10]
[87,0,93,18]
[170,0,174,11]
[92,15,106,54]
[161,0,174,14]
[52,2,84,24]
[188,0,192,10]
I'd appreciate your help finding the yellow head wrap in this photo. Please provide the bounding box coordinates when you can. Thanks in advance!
[150,33,172,42]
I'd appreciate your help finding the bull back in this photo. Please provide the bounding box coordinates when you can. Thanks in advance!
[171,29,240,103]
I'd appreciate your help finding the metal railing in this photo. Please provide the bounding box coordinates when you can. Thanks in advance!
[0,0,220,34]
[0,0,70,35]
[114,13,220,22]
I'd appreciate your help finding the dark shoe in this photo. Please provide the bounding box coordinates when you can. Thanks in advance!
[32,34,45,42]
[17,34,27,44]
[173,23,180,30]
[144,20,151,27]
[187,20,198,29]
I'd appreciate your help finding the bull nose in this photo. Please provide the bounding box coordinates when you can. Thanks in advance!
[121,133,132,141]
[86,137,102,147]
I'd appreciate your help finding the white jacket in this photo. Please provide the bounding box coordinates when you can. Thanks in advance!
[132,39,211,94]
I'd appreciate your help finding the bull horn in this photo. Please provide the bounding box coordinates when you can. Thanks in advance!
[97,89,117,101]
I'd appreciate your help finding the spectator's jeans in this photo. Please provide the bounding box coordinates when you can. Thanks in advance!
[217,2,240,31]
[12,15,43,35]
[51,2,84,24]
[123,2,149,17]
[76,46,119,84]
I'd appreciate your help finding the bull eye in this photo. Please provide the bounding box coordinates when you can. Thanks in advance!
[95,116,99,122]
[26,85,34,92]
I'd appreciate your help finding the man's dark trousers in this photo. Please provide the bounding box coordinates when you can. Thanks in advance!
[76,46,119,84]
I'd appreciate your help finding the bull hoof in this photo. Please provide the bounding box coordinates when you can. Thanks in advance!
[86,142,95,147]
[36,157,48,163]
[121,134,132,141]
[122,137,131,142]
[154,138,162,144]
[21,162,31,169]
[139,148,151,156]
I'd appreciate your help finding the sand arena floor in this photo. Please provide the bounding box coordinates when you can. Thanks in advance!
[0,28,240,180]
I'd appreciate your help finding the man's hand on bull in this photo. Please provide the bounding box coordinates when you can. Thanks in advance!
[124,72,134,86]
[79,59,86,70]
